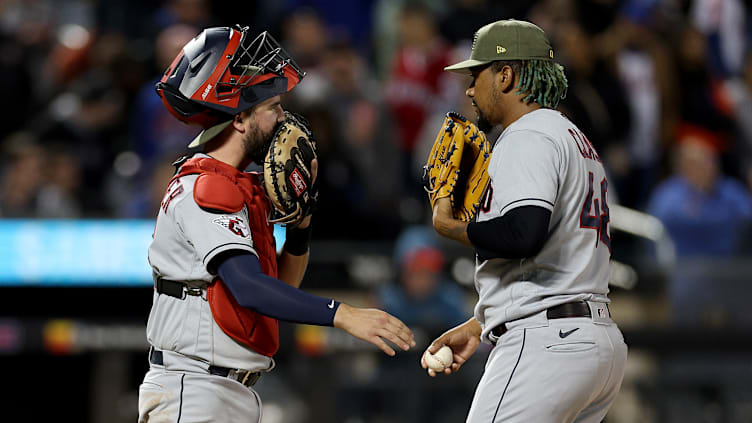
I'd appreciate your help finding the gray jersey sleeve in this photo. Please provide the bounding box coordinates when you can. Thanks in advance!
[490,130,561,216]
[173,195,258,273]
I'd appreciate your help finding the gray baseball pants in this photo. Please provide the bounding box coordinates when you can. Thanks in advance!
[138,350,262,423]
[467,304,628,422]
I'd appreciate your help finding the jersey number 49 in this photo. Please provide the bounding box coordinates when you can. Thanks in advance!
[580,172,611,253]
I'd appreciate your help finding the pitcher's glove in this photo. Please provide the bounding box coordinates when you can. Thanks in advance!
[422,112,491,222]
[264,111,318,226]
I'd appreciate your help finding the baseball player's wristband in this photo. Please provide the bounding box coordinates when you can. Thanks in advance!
[284,224,312,256]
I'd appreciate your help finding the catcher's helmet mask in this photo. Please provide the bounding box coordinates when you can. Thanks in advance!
[156,25,305,145]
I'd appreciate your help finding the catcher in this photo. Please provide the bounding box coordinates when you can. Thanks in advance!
[139,25,414,423]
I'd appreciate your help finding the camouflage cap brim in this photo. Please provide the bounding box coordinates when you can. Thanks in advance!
[444,58,494,74]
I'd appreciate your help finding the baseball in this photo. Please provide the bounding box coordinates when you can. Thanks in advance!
[424,345,453,372]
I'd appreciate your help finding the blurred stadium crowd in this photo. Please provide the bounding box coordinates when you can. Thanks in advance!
[2,0,752,421]
[2,0,751,242]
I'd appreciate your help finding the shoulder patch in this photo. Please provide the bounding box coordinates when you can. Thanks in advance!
[194,173,245,213]
[212,215,251,238]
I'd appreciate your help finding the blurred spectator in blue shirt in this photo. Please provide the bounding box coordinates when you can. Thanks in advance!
[649,125,752,327]
[285,0,375,52]
[131,23,200,166]
[648,124,752,256]
[377,226,467,333]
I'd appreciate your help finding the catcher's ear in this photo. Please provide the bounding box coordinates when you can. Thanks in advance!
[232,111,251,133]
[231,114,243,132]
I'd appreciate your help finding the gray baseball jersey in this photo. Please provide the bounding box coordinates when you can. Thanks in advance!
[146,153,274,372]
[474,108,613,343]
[465,109,627,423]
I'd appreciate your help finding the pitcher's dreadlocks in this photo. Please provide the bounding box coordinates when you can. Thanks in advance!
[492,60,568,109]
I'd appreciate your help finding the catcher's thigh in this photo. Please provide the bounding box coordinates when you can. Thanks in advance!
[138,366,262,423]
[466,312,627,423]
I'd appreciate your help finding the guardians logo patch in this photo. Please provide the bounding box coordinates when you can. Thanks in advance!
[213,215,250,238]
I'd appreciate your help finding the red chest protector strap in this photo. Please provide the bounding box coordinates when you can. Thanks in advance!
[172,157,279,357]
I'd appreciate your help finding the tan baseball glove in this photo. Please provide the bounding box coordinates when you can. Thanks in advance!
[264,111,318,226]
[422,112,491,222]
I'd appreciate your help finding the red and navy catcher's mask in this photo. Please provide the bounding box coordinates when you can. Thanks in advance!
[156,25,305,128]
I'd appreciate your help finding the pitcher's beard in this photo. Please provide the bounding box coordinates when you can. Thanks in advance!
[477,113,493,134]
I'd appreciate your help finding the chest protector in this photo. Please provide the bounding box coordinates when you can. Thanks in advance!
[173,157,279,357]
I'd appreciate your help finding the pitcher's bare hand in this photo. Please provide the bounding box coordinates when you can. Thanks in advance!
[421,317,481,376]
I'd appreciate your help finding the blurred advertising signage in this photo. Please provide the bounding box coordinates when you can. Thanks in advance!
[0,219,154,286]
[43,319,149,354]
[0,220,287,286]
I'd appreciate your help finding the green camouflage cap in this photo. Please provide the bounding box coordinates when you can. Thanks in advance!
[445,19,554,74]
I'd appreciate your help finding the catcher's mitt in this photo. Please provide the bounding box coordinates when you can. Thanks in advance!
[264,111,318,225]
[422,112,491,222]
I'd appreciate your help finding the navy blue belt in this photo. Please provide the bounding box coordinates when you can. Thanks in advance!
[149,348,261,387]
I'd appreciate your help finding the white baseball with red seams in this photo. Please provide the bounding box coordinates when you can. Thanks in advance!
[424,345,453,372]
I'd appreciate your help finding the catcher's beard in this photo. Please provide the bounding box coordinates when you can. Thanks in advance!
[243,124,277,164]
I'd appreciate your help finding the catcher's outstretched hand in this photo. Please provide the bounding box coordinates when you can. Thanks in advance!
[334,303,416,356]
[421,317,481,377]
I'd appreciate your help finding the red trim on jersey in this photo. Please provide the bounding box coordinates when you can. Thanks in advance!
[599,177,612,254]
[579,171,612,254]
[480,185,494,214]
[579,172,600,232]
[568,128,602,162]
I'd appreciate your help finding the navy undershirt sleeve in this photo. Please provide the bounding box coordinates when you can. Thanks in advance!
[215,252,340,326]
[467,205,552,261]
